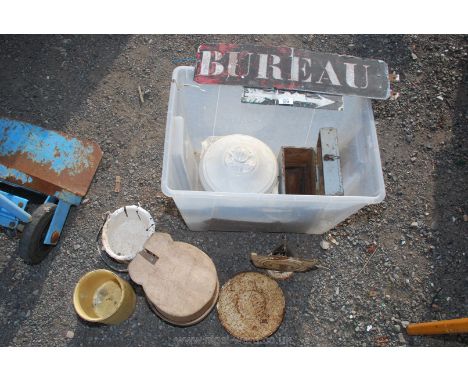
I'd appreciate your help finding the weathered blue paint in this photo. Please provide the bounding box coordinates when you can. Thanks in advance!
[53,190,82,206]
[0,191,31,227]
[0,118,103,197]
[44,199,72,245]
[0,119,94,176]
[44,195,58,204]
[0,164,32,185]
[1,118,99,249]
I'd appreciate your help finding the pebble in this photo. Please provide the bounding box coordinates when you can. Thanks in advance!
[464,214,468,222]
[394,324,401,332]
[410,157,416,162]
[411,52,418,60]
[436,95,444,101]
[398,333,406,344]
[401,321,410,328]
[366,325,373,332]
[320,240,330,250]
[32,289,39,296]
[66,330,74,339]
[73,244,81,250]
[410,222,419,228]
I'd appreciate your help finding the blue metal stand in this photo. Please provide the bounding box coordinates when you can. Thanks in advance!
[0,191,31,228]
[44,199,73,245]
[1,118,102,263]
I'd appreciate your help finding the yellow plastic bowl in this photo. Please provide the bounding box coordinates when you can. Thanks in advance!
[73,269,136,325]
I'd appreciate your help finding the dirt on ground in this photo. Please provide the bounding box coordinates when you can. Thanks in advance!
[0,34,466,346]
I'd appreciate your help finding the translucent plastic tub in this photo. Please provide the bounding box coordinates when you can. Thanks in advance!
[161,66,385,234]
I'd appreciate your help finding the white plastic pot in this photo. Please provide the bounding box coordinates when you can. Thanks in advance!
[101,205,155,262]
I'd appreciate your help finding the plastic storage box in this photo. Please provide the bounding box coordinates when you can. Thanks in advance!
[161,66,385,234]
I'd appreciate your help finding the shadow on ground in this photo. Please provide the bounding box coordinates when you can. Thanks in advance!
[0,35,129,346]
[425,49,467,345]
[0,35,129,128]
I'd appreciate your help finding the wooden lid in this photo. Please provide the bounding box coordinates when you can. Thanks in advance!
[146,280,219,326]
[217,272,285,341]
[128,233,219,326]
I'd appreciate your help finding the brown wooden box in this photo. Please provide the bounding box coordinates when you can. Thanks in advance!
[279,147,317,195]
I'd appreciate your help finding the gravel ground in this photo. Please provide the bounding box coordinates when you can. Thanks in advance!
[0,34,466,347]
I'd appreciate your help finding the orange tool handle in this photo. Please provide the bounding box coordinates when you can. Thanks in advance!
[406,317,468,335]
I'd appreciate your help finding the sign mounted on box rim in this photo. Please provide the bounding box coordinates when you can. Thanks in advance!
[241,87,344,110]
[194,44,390,100]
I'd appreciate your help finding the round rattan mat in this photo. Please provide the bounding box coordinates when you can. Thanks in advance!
[217,272,285,341]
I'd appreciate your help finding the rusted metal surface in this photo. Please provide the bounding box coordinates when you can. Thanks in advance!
[316,137,325,195]
[50,231,60,244]
[0,119,103,197]
[194,43,390,99]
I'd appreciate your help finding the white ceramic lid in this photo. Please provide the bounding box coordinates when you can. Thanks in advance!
[199,134,278,193]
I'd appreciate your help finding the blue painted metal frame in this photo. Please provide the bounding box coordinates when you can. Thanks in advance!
[43,200,72,245]
[0,191,31,229]
[0,118,102,197]
[0,118,95,247]
[43,192,81,245]
[0,182,82,245]
[53,190,82,206]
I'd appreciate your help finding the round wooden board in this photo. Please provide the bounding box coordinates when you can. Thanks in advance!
[147,280,219,326]
[217,272,285,342]
[128,233,219,326]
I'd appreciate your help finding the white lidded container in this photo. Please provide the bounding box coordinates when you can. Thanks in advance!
[161,66,385,234]
[199,134,278,193]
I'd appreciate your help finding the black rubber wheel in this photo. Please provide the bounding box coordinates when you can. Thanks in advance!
[18,203,57,265]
